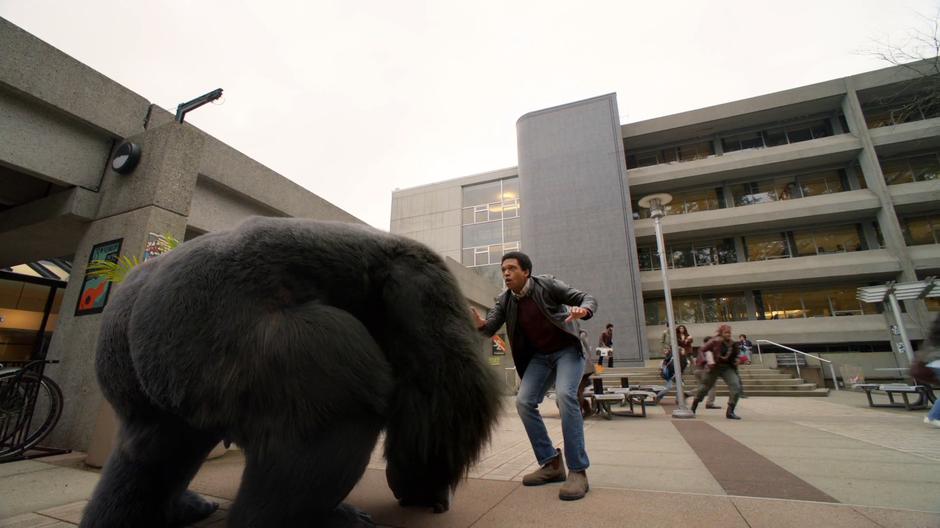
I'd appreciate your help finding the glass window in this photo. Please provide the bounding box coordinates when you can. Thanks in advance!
[674,295,704,324]
[638,247,659,271]
[731,180,777,206]
[462,180,501,207]
[745,233,789,261]
[679,187,719,213]
[501,177,519,201]
[677,140,714,161]
[670,245,694,269]
[814,225,863,254]
[763,127,788,147]
[792,230,818,257]
[829,287,867,316]
[773,177,800,200]
[703,294,749,322]
[903,215,940,245]
[693,245,718,266]
[503,217,520,243]
[786,125,814,143]
[761,290,805,319]
[809,120,832,139]
[910,155,940,182]
[463,222,502,249]
[800,289,832,317]
[799,170,844,196]
[644,299,666,326]
[722,132,764,153]
[717,239,737,264]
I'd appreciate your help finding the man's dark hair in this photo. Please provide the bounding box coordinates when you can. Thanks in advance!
[606,323,613,329]
[501,251,532,274]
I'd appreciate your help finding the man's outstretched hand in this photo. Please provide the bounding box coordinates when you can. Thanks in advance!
[470,308,486,329]
[565,306,591,323]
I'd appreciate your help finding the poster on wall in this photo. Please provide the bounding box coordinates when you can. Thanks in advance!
[75,238,122,316]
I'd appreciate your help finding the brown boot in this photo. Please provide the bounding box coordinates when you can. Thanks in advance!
[522,449,566,486]
[559,470,589,501]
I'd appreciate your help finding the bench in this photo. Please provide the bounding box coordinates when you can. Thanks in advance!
[855,383,935,410]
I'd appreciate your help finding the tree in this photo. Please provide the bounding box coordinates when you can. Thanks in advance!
[862,9,940,125]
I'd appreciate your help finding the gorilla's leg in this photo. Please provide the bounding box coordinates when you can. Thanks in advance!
[80,415,220,528]
[82,262,221,528]
[227,416,383,528]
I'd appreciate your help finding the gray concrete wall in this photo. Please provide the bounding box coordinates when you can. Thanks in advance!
[517,94,648,364]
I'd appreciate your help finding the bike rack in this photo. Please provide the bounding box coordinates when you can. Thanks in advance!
[0,359,69,463]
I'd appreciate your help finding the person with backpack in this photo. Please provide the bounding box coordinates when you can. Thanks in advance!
[691,324,744,420]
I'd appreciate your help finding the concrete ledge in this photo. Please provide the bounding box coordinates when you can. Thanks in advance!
[633,189,881,242]
[626,134,863,194]
[0,18,150,138]
[640,250,900,293]
[909,244,940,272]
[889,180,940,214]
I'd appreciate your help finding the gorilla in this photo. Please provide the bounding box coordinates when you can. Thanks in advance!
[80,217,502,527]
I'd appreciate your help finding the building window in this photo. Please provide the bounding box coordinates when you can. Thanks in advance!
[901,214,940,246]
[790,225,864,256]
[755,285,876,319]
[730,169,845,206]
[643,293,749,325]
[879,153,940,185]
[745,232,791,261]
[633,185,724,219]
[461,177,521,268]
[638,239,737,271]
[721,119,833,154]
[863,96,940,128]
[625,139,715,169]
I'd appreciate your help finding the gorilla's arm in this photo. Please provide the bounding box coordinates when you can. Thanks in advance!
[379,253,502,512]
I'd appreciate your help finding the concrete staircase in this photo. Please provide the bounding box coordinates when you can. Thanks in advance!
[597,365,830,397]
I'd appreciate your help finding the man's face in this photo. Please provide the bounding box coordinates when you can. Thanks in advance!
[721,329,732,340]
[501,258,529,292]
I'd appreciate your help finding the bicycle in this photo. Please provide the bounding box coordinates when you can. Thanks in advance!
[0,360,65,463]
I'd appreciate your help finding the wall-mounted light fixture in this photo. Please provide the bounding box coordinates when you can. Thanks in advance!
[111,141,142,175]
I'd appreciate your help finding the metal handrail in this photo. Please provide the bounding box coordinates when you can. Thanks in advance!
[755,339,840,391]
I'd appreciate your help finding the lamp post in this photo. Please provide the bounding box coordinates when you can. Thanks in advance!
[637,193,694,419]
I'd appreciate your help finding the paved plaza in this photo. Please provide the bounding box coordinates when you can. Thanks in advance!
[1,391,938,527]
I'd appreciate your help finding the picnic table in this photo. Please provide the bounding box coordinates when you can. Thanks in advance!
[854,383,936,410]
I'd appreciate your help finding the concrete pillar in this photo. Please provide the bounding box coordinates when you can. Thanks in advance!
[841,84,931,335]
[517,94,649,365]
[46,122,205,451]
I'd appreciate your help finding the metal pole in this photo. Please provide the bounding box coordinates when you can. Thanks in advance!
[887,291,915,365]
[829,363,840,391]
[794,350,801,380]
[756,341,764,366]
[653,212,694,419]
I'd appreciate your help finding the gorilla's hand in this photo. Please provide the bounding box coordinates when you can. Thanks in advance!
[386,464,452,513]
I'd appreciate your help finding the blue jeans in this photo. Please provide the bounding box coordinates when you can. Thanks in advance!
[516,344,590,471]
[928,367,940,421]
[656,377,675,400]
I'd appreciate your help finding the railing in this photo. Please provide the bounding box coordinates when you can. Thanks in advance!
[755,339,840,391]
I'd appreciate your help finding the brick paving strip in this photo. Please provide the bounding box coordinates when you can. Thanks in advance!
[671,419,838,502]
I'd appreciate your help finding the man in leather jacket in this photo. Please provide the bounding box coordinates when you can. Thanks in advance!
[472,251,597,501]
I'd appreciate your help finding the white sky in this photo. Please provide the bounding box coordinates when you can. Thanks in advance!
[1,1,936,229]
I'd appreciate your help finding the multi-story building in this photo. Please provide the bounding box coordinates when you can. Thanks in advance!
[391,61,940,380]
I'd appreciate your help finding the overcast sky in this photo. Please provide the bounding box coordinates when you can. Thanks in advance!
[2,1,936,229]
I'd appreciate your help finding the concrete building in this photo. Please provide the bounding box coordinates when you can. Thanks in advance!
[391,61,940,379]
[0,18,386,455]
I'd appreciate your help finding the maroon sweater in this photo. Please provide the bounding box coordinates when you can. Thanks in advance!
[517,296,578,354]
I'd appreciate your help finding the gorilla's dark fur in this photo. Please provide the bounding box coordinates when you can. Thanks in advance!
[80,217,502,527]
